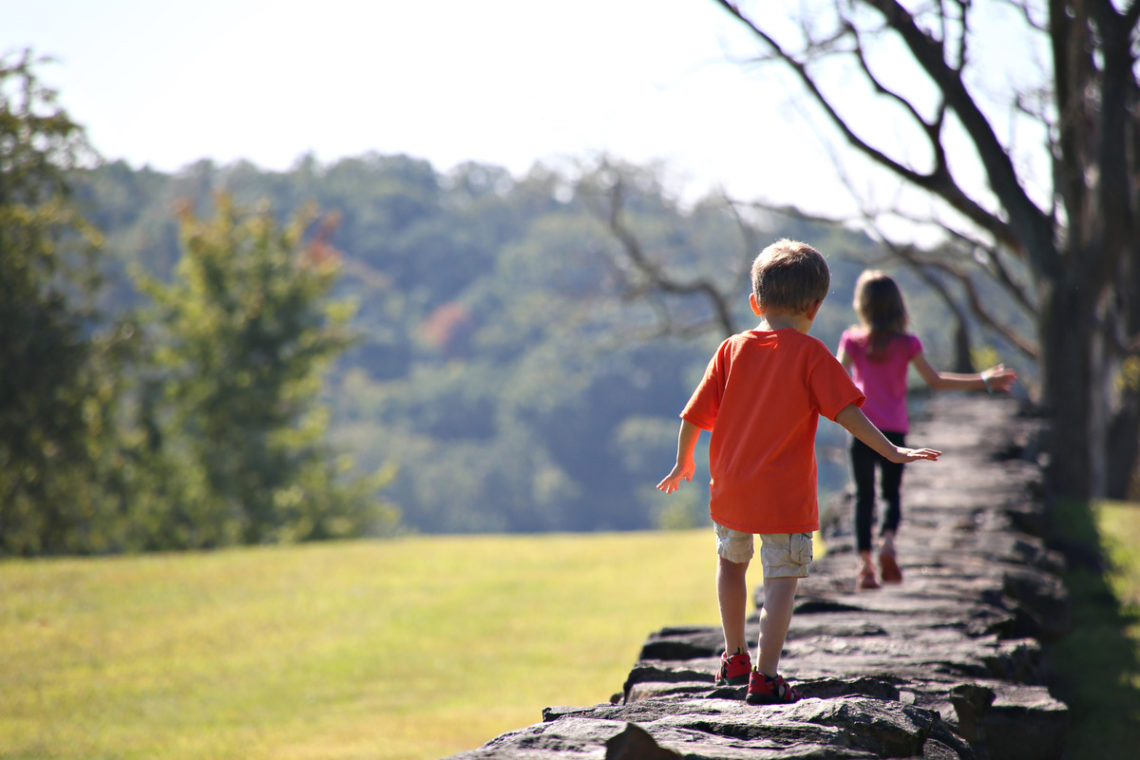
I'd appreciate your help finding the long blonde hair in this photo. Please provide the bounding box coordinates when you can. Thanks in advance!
[853,270,908,361]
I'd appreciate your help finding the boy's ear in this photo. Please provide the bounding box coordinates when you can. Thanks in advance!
[749,293,762,316]
[805,299,823,321]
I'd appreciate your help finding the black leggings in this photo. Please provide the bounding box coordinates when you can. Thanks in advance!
[850,431,906,553]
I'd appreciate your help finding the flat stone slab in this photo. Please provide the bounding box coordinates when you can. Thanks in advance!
[443,396,1069,760]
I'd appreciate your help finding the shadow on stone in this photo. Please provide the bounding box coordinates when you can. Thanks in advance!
[603,723,681,760]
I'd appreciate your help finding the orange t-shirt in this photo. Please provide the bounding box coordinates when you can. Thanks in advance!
[681,329,864,534]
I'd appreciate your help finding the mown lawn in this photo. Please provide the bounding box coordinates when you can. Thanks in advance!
[1047,499,1140,759]
[0,530,723,760]
[3,511,1136,760]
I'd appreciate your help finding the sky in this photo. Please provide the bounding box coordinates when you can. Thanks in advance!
[2,0,857,212]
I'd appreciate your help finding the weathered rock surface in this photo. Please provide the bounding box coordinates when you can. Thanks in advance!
[443,395,1070,759]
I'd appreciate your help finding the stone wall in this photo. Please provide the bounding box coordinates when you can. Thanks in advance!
[444,395,1070,759]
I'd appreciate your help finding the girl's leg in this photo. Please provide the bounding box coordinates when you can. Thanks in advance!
[879,431,907,543]
[717,556,750,655]
[850,438,878,569]
[756,576,798,677]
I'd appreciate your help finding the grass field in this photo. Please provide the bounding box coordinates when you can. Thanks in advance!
[2,509,1137,760]
[0,530,723,760]
[1047,500,1140,759]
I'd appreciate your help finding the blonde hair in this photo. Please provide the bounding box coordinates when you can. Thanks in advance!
[750,239,830,313]
[852,269,908,360]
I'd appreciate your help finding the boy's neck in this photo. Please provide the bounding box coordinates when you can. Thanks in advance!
[748,296,822,335]
[757,312,813,334]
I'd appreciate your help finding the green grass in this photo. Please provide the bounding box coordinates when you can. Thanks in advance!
[0,531,723,760]
[1047,499,1140,759]
[6,513,1135,760]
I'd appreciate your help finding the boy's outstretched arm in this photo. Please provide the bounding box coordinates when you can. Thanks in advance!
[657,419,701,493]
[834,404,942,464]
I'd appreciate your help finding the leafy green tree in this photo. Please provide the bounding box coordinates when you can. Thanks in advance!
[135,194,397,547]
[0,50,131,555]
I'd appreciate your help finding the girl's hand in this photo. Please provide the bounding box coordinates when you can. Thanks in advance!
[889,446,942,463]
[982,364,1018,393]
[656,460,695,493]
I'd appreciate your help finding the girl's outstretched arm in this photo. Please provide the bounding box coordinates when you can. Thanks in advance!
[834,404,941,464]
[836,346,853,373]
[911,354,1017,393]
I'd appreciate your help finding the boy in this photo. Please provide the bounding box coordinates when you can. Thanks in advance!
[657,239,941,705]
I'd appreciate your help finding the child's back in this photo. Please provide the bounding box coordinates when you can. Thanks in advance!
[682,327,860,534]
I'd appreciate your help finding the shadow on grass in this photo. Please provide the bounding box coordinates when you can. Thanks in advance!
[1046,499,1140,760]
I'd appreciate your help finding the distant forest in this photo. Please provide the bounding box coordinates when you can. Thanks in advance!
[72,153,1026,537]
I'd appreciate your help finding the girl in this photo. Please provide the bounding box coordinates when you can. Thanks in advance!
[836,270,1017,590]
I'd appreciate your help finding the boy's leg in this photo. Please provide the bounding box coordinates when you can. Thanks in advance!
[717,555,750,655]
[754,532,812,678]
[713,524,755,686]
[756,575,798,677]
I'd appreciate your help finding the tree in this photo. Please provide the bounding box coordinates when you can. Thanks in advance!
[135,194,397,546]
[0,50,132,555]
[577,157,769,343]
[577,157,875,347]
[699,0,1139,499]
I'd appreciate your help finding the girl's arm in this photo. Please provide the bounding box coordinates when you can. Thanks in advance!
[836,346,853,373]
[834,404,941,463]
[911,353,1017,393]
[656,419,701,493]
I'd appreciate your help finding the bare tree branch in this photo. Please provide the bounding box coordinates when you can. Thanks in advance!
[718,186,763,280]
[998,0,1048,31]
[712,0,1038,255]
[713,2,932,186]
[845,17,943,134]
[940,226,1037,317]
[865,0,1057,263]
[587,172,739,337]
[921,257,1041,359]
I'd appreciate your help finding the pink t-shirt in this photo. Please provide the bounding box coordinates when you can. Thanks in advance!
[838,327,923,433]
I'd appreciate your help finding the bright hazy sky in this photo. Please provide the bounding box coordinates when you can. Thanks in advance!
[4,0,862,210]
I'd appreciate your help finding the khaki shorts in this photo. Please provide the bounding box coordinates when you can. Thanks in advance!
[714,523,814,578]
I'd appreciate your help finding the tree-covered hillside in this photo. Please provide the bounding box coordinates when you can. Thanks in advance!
[74,153,1023,537]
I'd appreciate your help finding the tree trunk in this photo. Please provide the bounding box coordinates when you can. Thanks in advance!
[951,320,973,374]
[1039,278,1094,499]
[1107,394,1140,499]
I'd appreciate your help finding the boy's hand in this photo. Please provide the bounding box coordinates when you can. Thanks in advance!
[656,460,695,494]
[982,364,1018,393]
[887,446,942,464]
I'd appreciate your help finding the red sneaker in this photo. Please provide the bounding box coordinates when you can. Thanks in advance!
[746,670,802,705]
[714,650,752,686]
